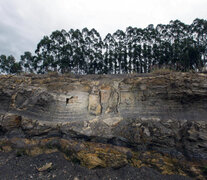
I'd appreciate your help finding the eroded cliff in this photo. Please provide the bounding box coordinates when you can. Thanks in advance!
[0,72,207,179]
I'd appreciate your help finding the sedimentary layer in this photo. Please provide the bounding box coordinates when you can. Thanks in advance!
[0,72,207,179]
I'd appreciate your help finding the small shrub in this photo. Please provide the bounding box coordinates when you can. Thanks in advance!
[46,71,59,77]
[61,71,76,78]
[151,67,174,75]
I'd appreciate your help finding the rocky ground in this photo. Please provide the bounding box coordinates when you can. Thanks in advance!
[0,151,191,180]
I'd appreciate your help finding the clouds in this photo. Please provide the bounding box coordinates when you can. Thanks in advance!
[0,0,207,60]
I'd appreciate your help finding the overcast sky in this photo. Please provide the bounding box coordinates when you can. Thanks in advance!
[0,0,207,59]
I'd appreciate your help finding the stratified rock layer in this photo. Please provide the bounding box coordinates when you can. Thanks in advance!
[0,72,207,179]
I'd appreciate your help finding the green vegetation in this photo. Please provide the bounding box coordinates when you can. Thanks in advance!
[1,18,207,74]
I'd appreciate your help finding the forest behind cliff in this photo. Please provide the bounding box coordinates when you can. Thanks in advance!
[0,18,207,75]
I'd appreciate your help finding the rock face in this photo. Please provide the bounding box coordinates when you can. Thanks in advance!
[88,87,102,115]
[0,72,207,179]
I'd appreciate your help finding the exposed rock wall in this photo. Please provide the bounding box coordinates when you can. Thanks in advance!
[0,73,207,179]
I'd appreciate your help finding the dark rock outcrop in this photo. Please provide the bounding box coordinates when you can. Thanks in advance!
[0,73,207,179]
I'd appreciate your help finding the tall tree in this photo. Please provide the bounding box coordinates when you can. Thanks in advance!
[0,55,21,74]
[20,51,35,73]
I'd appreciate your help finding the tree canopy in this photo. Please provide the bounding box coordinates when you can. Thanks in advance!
[1,18,207,74]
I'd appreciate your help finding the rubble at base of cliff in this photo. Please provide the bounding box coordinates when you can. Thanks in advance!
[0,151,192,180]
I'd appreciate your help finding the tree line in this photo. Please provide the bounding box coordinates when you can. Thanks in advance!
[1,18,207,74]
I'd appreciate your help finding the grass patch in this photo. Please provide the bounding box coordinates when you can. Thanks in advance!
[151,67,174,75]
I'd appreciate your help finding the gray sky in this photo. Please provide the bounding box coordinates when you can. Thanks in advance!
[0,0,207,59]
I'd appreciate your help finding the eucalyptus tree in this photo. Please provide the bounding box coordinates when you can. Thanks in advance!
[132,28,144,73]
[20,51,35,73]
[58,30,73,73]
[82,27,92,73]
[125,26,134,73]
[103,33,116,74]
[35,36,55,73]
[0,55,21,74]
[0,54,7,73]
[179,38,202,71]
[153,24,165,68]
[88,28,103,74]
[113,29,126,74]
[169,20,189,42]
[68,29,85,74]
[190,18,207,67]
[50,30,68,72]
[8,56,22,74]
[142,24,157,72]
[191,19,207,45]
